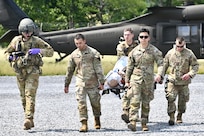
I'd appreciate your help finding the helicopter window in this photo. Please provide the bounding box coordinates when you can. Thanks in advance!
[191,26,198,43]
[162,25,176,43]
[178,26,190,42]
[177,25,198,43]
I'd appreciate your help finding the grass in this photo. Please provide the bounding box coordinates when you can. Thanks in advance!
[41,54,116,75]
[1,48,204,76]
[0,48,116,76]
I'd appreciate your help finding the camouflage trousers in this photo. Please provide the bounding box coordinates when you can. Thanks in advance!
[122,91,140,120]
[16,68,39,119]
[76,86,101,121]
[127,81,154,124]
[165,82,189,114]
[122,91,130,112]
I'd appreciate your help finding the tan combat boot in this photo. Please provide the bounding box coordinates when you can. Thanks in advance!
[23,119,31,130]
[94,117,101,129]
[79,120,88,132]
[168,112,175,125]
[176,113,183,123]
[142,123,149,131]
[127,121,136,131]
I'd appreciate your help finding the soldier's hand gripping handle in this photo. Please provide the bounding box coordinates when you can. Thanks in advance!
[9,51,25,62]
[98,84,104,90]
[8,54,14,62]
[124,82,130,89]
[181,74,191,81]
[64,86,69,93]
[155,75,163,84]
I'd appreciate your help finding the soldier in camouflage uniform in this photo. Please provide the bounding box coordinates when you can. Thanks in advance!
[116,28,138,60]
[4,18,54,130]
[124,28,163,131]
[116,28,139,124]
[162,37,199,125]
[64,34,105,132]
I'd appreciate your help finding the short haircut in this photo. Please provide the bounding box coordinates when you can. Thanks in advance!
[139,28,150,35]
[176,37,185,44]
[74,33,85,40]
[124,28,133,33]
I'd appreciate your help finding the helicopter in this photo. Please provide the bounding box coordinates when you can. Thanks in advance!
[1,0,204,62]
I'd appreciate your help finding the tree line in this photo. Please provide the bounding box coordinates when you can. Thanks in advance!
[13,0,204,31]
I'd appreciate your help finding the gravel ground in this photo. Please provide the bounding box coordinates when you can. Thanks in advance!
[0,75,204,136]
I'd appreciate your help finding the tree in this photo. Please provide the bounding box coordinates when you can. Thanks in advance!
[14,0,148,29]
[105,0,147,23]
[10,0,204,31]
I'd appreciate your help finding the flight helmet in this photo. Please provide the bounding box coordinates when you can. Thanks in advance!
[18,18,36,34]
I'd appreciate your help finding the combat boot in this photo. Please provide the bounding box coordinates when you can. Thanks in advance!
[142,123,149,131]
[121,110,130,123]
[94,117,101,129]
[79,120,88,132]
[176,113,183,123]
[127,121,136,131]
[23,119,31,130]
[168,112,175,125]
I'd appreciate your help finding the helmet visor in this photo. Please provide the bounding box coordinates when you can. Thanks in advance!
[20,25,34,33]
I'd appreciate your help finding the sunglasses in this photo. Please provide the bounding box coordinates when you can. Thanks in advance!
[176,45,184,48]
[139,36,149,39]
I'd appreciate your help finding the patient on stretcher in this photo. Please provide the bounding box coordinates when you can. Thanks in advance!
[102,56,128,98]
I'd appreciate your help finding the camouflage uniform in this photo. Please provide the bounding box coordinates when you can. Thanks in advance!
[4,35,54,120]
[162,46,199,117]
[125,44,163,124]
[64,45,105,121]
[116,41,138,115]
[116,41,138,60]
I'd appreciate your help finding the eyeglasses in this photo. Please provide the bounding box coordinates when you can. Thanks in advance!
[139,36,149,39]
[176,45,184,48]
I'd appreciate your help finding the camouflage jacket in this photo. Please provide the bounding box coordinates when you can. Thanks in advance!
[116,41,138,60]
[125,44,163,85]
[162,46,199,85]
[65,45,105,88]
[4,35,54,73]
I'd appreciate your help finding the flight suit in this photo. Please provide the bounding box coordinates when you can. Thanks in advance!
[5,35,54,120]
[125,44,163,124]
[64,45,105,121]
[162,47,199,118]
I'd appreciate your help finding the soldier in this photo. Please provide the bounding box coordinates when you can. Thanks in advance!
[4,18,54,130]
[116,28,138,124]
[124,28,163,131]
[116,28,138,60]
[162,37,199,125]
[64,34,105,132]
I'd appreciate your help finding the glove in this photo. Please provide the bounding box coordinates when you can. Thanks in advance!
[8,54,14,62]
[29,48,41,55]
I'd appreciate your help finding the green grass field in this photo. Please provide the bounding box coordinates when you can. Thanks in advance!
[0,48,203,76]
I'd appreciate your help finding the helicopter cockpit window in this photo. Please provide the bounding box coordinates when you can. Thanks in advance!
[191,26,198,43]
[177,25,198,43]
[178,26,190,42]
